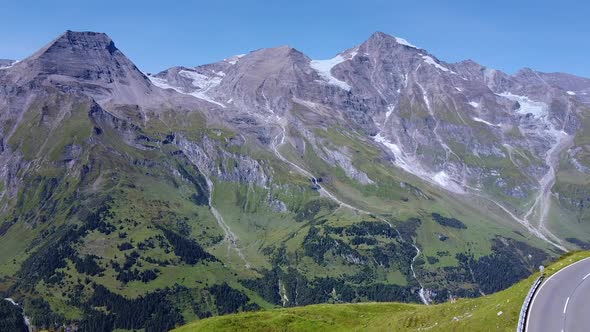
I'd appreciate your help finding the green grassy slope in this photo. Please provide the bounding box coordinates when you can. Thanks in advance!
[174,251,590,332]
[0,94,570,330]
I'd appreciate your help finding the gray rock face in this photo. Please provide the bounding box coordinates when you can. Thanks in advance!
[0,31,162,109]
[177,135,270,188]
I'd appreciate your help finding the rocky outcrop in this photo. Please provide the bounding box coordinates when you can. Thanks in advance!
[177,135,270,188]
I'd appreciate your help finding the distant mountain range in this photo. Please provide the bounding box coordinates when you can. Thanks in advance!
[0,30,589,331]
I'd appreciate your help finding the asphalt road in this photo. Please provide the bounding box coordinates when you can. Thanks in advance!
[526,257,590,332]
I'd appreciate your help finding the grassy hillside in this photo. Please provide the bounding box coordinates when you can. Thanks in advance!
[0,96,562,330]
[174,251,590,332]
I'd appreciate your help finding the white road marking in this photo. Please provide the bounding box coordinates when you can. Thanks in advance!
[583,272,590,280]
[563,297,570,314]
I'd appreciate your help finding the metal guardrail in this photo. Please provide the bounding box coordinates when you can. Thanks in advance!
[516,275,544,332]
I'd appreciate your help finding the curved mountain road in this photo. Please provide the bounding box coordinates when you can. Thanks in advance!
[526,257,590,332]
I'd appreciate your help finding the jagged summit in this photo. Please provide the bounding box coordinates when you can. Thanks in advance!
[254,44,301,54]
[243,45,312,68]
[20,30,142,79]
[364,31,420,49]
[33,31,117,58]
[4,30,158,106]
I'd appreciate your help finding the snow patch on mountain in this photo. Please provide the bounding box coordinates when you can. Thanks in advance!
[374,134,403,158]
[468,101,480,108]
[225,54,245,65]
[433,171,455,188]
[310,54,352,91]
[179,70,222,91]
[566,91,576,95]
[498,92,547,118]
[422,55,455,73]
[385,105,395,122]
[472,117,498,127]
[148,75,180,91]
[148,72,226,108]
[373,133,464,194]
[0,60,18,70]
[395,37,418,49]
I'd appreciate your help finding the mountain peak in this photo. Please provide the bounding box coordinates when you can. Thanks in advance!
[243,45,311,67]
[18,30,140,81]
[10,30,155,106]
[62,30,115,50]
[368,31,393,40]
[366,31,419,49]
[30,30,118,61]
[250,45,308,60]
[61,30,111,41]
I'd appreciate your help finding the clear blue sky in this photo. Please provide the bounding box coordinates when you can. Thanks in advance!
[0,0,587,77]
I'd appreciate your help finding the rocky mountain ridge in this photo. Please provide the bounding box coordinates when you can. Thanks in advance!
[152,31,589,249]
